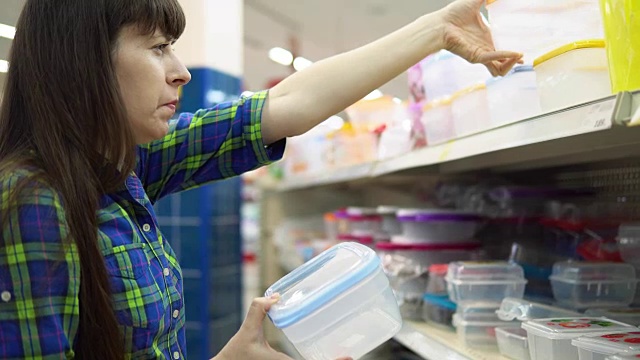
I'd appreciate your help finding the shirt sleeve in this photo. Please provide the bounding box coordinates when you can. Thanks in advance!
[0,173,79,360]
[137,90,286,203]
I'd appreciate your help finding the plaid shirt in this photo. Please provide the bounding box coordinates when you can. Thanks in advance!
[0,91,284,359]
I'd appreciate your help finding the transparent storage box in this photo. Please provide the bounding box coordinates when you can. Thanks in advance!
[421,97,456,146]
[395,208,482,243]
[486,65,542,128]
[265,242,402,360]
[453,311,521,347]
[522,317,636,360]
[497,297,581,322]
[377,206,402,237]
[451,83,492,137]
[585,309,640,327]
[617,224,640,267]
[606,352,640,360]
[550,262,638,309]
[497,327,531,360]
[422,293,456,327]
[573,332,640,360]
[445,261,528,306]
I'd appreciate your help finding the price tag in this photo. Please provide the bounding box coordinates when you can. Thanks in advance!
[581,100,615,130]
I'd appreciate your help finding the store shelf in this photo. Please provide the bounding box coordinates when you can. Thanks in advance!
[278,91,640,191]
[394,321,509,360]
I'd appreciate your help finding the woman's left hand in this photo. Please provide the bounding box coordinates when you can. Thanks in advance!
[441,0,523,77]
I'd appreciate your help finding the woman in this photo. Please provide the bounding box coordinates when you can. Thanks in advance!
[0,0,521,359]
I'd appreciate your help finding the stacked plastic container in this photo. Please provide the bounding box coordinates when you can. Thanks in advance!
[617,224,640,305]
[446,261,528,347]
[422,264,457,328]
[606,353,640,360]
[336,207,388,247]
[573,332,640,360]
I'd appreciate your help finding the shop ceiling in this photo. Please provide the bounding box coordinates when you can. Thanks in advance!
[0,0,450,99]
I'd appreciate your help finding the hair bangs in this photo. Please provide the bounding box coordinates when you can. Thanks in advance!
[125,0,185,41]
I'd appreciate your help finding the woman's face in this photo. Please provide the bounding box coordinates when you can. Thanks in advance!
[114,25,191,144]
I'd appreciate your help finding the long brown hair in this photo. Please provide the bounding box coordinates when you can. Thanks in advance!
[0,0,185,358]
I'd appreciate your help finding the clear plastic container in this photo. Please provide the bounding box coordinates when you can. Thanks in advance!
[522,317,636,360]
[265,242,402,360]
[573,332,640,360]
[451,83,492,137]
[533,40,612,113]
[453,312,521,347]
[422,293,456,327]
[445,261,528,306]
[421,97,456,146]
[497,297,582,322]
[617,224,640,267]
[550,262,638,309]
[486,65,542,127]
[396,208,482,243]
[585,308,640,327]
[486,0,605,64]
[497,327,531,360]
[606,352,640,360]
[421,50,492,101]
[426,264,450,295]
[377,206,402,237]
[345,207,383,237]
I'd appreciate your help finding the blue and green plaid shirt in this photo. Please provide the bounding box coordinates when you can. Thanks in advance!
[0,91,284,359]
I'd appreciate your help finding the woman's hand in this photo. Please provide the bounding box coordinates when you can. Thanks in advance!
[441,0,523,76]
[213,295,352,360]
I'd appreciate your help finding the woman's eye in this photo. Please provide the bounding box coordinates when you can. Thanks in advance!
[154,43,170,53]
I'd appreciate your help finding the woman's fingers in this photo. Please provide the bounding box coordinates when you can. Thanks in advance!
[241,294,280,334]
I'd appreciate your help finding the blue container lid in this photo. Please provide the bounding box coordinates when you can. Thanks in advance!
[423,294,457,311]
[265,242,381,329]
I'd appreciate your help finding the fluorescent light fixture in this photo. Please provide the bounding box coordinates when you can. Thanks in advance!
[363,89,383,101]
[0,60,8,73]
[268,47,293,66]
[293,56,313,71]
[0,23,15,40]
[392,97,402,104]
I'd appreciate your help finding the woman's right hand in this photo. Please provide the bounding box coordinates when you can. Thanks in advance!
[213,294,352,360]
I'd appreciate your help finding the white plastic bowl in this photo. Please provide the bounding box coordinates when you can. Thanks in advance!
[573,332,640,360]
[487,65,542,127]
[522,317,636,360]
[266,242,402,360]
[395,209,482,243]
[497,327,531,360]
[451,84,492,137]
[534,40,612,113]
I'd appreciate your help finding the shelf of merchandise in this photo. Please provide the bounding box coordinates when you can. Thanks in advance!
[394,321,509,360]
[278,91,640,191]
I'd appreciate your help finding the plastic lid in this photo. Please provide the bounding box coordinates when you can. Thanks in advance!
[572,332,640,355]
[338,234,374,244]
[376,206,399,215]
[513,65,534,73]
[265,242,380,328]
[422,96,453,110]
[423,294,457,311]
[534,39,606,67]
[497,297,581,321]
[376,241,480,251]
[550,262,637,282]
[451,83,487,99]
[396,209,482,222]
[446,261,526,283]
[346,207,378,216]
[522,318,636,340]
[608,353,640,360]
[496,327,528,340]
[429,264,449,276]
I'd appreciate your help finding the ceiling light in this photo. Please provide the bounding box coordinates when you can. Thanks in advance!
[0,60,8,73]
[268,47,293,66]
[293,57,313,71]
[0,24,15,40]
[363,89,383,101]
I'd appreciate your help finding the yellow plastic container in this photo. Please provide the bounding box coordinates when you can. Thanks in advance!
[599,0,640,92]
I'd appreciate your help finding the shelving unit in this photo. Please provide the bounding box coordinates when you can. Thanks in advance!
[258,90,640,359]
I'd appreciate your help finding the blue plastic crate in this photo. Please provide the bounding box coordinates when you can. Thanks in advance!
[209,265,243,320]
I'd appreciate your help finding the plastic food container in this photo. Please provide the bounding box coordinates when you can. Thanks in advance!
[585,309,640,327]
[344,207,383,237]
[377,206,402,237]
[265,242,402,360]
[497,297,581,322]
[606,353,640,360]
[573,332,640,360]
[426,264,450,295]
[617,224,640,267]
[550,262,638,309]
[453,311,521,347]
[522,317,636,360]
[497,327,531,360]
[451,83,492,137]
[421,97,456,146]
[533,40,611,113]
[445,261,527,306]
[421,50,492,101]
[486,0,605,64]
[486,65,542,127]
[599,0,640,93]
[395,209,482,243]
[422,293,456,327]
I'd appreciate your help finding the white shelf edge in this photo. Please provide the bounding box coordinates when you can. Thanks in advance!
[277,92,638,191]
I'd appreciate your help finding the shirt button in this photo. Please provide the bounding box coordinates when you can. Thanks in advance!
[163,268,170,276]
[1,291,11,302]
[173,351,180,359]
[173,309,180,318]
[142,223,151,232]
